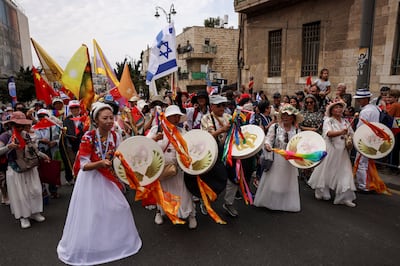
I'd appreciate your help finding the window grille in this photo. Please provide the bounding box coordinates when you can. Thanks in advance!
[268,29,282,77]
[301,21,320,77]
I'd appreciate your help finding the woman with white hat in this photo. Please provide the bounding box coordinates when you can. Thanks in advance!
[254,105,303,212]
[308,101,357,207]
[57,102,142,265]
[152,105,197,229]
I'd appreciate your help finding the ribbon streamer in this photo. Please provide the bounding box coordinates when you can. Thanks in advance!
[236,160,253,205]
[115,151,185,224]
[197,176,226,224]
[272,148,327,162]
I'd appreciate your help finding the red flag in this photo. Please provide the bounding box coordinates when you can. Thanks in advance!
[306,75,312,86]
[32,67,59,105]
[11,128,26,149]
[32,117,57,130]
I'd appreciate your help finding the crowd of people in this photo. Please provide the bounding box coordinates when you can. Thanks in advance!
[0,67,399,264]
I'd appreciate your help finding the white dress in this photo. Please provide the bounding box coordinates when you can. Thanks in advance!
[57,130,142,266]
[308,117,356,203]
[254,123,301,212]
[158,131,195,219]
[7,167,42,219]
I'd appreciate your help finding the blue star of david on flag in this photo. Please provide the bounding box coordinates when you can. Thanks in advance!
[146,24,178,84]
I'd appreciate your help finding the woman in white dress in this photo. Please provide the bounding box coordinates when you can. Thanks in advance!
[308,101,356,207]
[57,102,142,265]
[254,105,304,212]
[152,105,197,229]
[1,111,50,229]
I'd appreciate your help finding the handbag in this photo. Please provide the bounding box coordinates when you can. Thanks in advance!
[159,163,178,181]
[345,134,353,151]
[38,159,61,186]
[261,124,278,172]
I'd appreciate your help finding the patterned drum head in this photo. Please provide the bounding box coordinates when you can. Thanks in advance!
[286,131,326,169]
[113,136,165,186]
[353,122,395,159]
[231,125,265,159]
[177,129,218,175]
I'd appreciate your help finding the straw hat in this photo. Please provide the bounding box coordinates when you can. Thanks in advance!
[325,101,347,117]
[277,104,304,124]
[3,111,32,126]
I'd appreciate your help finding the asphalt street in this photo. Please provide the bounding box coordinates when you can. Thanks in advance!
[1,178,400,266]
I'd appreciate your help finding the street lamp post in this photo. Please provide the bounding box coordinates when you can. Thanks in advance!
[154,4,177,23]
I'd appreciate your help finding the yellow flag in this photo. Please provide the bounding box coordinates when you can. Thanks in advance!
[62,46,88,99]
[118,63,137,100]
[93,39,120,88]
[31,38,64,83]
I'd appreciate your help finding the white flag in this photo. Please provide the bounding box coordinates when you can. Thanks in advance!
[146,24,178,84]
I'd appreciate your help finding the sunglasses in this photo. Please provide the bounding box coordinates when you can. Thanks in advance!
[305,101,315,104]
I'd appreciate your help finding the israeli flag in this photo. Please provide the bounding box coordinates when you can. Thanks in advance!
[146,24,178,85]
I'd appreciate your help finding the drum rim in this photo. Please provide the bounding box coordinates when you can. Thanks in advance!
[231,124,266,159]
[353,122,395,159]
[113,136,165,186]
[286,130,326,169]
[177,129,218,175]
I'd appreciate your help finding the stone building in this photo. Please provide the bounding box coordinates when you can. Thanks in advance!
[234,0,400,99]
[175,26,239,92]
[142,26,239,94]
[0,0,32,77]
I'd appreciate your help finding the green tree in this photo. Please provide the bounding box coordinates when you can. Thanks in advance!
[204,17,221,28]
[0,66,35,105]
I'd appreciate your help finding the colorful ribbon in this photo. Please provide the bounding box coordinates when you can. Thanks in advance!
[159,113,192,168]
[353,154,391,195]
[272,148,327,162]
[197,176,226,224]
[236,160,253,205]
[115,151,185,224]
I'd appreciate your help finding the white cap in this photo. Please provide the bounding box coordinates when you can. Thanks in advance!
[209,95,228,105]
[68,100,80,108]
[37,109,49,116]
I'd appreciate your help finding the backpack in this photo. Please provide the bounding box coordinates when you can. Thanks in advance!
[378,107,394,128]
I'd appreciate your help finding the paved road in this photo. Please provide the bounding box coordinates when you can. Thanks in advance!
[1,180,400,266]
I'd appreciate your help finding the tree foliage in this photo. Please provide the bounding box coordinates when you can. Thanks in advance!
[204,17,221,28]
[0,66,35,105]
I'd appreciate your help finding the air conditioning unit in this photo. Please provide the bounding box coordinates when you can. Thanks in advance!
[211,72,221,80]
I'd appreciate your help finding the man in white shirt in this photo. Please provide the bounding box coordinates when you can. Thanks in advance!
[353,88,380,192]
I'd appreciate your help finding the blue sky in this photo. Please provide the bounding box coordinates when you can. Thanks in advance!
[17,0,237,68]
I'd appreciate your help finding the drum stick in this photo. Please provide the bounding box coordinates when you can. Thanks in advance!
[346,112,359,130]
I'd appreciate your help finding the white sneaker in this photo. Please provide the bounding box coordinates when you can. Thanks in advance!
[154,212,163,225]
[30,213,45,222]
[188,215,197,229]
[20,218,31,229]
[343,200,356,207]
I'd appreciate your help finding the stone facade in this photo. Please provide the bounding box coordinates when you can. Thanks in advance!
[235,0,400,99]
[176,26,239,92]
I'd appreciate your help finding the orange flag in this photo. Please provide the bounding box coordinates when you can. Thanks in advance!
[118,63,137,100]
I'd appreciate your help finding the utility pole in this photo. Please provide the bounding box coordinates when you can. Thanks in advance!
[356,0,375,90]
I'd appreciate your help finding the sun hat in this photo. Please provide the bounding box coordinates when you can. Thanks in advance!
[164,105,186,123]
[4,111,32,126]
[137,100,149,112]
[353,88,372,99]
[209,95,228,105]
[191,90,209,104]
[129,96,140,102]
[68,100,80,108]
[37,109,50,117]
[150,95,167,105]
[325,101,347,117]
[52,97,63,105]
[277,104,304,124]
[5,106,13,112]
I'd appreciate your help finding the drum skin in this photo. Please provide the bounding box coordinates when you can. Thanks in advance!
[113,136,165,187]
[353,122,395,159]
[231,125,265,159]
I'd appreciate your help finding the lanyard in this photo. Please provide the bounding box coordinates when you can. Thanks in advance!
[96,129,110,160]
